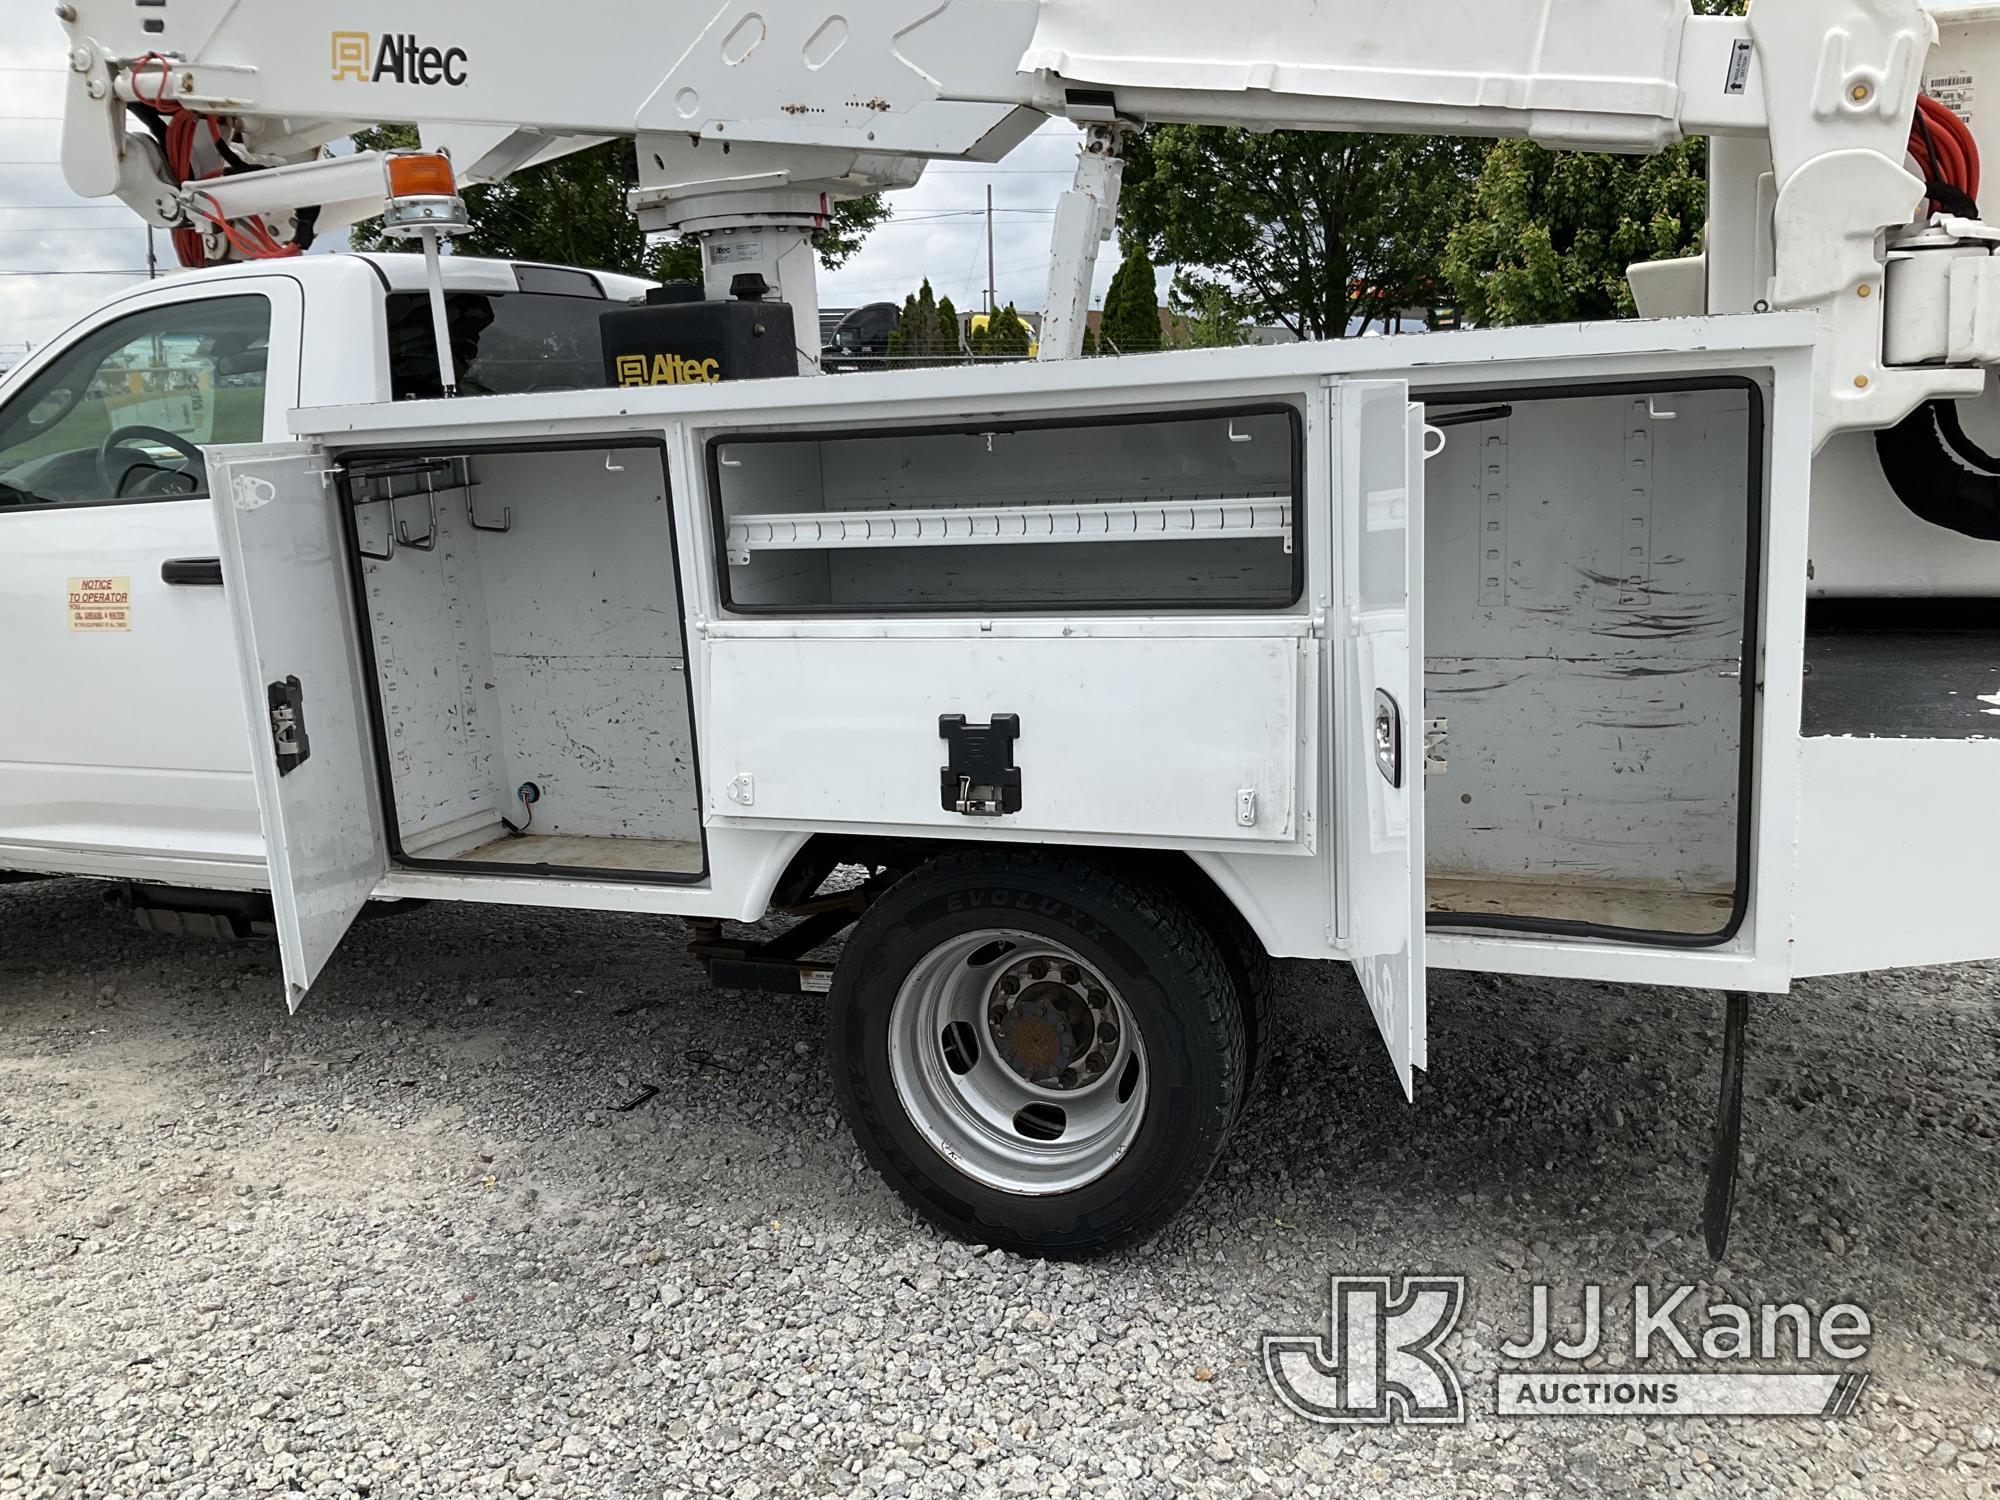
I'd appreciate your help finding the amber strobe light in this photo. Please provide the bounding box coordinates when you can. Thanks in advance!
[385,151,458,200]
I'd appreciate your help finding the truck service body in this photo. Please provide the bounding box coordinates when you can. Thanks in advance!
[6,0,1999,1249]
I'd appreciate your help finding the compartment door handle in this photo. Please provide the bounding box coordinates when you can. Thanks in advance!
[161,557,223,587]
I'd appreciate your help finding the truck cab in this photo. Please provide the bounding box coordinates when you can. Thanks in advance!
[0,254,653,892]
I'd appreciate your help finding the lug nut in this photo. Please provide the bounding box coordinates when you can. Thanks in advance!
[1085,1050,1108,1075]
[999,976,1019,996]
[1097,1022,1117,1044]
[1061,964,1080,984]
[1028,959,1049,980]
[1088,988,1109,1007]
[989,1003,1007,1025]
[1058,1068,1079,1088]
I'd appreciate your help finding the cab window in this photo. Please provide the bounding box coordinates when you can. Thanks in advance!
[384,290,607,399]
[0,295,271,509]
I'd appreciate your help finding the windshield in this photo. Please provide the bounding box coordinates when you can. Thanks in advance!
[385,289,613,399]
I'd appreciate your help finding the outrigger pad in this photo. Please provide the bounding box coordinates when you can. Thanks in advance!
[939,714,1022,816]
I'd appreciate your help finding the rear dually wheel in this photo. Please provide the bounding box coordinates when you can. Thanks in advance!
[829,850,1245,1255]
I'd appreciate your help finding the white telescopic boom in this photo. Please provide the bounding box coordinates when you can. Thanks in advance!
[52,0,2000,439]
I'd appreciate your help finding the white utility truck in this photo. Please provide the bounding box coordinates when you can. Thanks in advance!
[6,0,2000,1252]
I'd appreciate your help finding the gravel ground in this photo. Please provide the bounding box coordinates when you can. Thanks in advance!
[0,875,1995,1500]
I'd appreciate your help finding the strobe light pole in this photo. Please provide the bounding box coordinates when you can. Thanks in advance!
[379,152,472,397]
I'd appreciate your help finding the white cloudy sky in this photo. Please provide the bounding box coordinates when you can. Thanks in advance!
[0,7,1161,357]
[0,10,160,359]
[815,123,1164,317]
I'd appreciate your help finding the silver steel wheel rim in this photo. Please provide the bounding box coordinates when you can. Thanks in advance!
[886,928,1148,1196]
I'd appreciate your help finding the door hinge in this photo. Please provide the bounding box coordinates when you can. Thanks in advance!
[266,676,311,777]
[1424,717,1449,778]
[1236,788,1258,828]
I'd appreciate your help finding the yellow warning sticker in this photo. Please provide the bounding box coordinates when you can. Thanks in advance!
[68,576,132,632]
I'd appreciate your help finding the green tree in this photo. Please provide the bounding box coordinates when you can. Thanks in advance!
[912,280,942,358]
[1438,0,1742,327]
[1096,253,1168,358]
[936,294,960,358]
[1171,283,1255,349]
[885,279,959,363]
[983,303,1031,357]
[1100,247,1163,353]
[1119,126,1486,339]
[811,194,893,271]
[348,126,887,279]
[886,290,920,361]
[1440,140,1708,326]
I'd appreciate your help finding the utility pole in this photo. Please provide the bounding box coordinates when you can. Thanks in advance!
[985,183,995,316]
[145,225,157,280]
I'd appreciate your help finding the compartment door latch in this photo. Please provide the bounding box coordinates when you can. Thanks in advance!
[940,713,1021,817]
[1373,690,1402,789]
[266,676,311,777]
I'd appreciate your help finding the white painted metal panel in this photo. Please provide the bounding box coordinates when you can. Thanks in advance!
[703,630,1299,844]
[0,499,261,864]
[1792,737,2000,976]
[209,442,386,1009]
[353,468,509,850]
[358,447,700,853]
[1023,0,1693,147]
[1422,387,1753,910]
[1335,382,1427,1096]
[1808,421,2000,597]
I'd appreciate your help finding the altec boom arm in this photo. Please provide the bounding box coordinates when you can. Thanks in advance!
[53,0,2000,441]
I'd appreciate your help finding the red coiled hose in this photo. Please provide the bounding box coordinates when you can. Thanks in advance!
[1909,92,1982,215]
[132,52,301,267]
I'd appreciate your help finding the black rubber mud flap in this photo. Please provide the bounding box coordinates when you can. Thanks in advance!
[1702,992,1750,1260]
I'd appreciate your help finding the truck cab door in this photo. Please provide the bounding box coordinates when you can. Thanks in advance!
[1335,380,1429,1098]
[0,280,300,879]
[209,442,385,1008]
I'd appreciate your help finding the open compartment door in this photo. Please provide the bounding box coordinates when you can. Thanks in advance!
[1335,381,1428,1098]
[209,443,386,1010]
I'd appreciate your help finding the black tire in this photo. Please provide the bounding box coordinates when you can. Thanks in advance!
[1194,884,1273,1111]
[1135,859,1274,1115]
[828,849,1245,1255]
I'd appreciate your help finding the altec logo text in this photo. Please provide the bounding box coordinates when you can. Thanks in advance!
[616,353,723,386]
[332,32,469,87]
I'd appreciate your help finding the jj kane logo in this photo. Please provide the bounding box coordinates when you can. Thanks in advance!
[1266,1276,1874,1426]
[1264,1276,1469,1425]
[332,31,468,87]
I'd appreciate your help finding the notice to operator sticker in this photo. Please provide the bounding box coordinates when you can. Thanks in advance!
[68,575,132,632]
